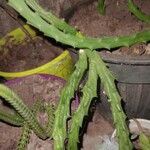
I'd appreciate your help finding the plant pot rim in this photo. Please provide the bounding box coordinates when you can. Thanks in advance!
[100,52,150,65]
[0,25,74,80]
[0,50,72,79]
[99,52,150,83]
[5,74,66,86]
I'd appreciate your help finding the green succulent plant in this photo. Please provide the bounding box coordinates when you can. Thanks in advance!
[8,0,150,50]
[0,84,47,139]
[97,0,106,15]
[0,84,55,150]
[132,119,150,150]
[0,0,149,150]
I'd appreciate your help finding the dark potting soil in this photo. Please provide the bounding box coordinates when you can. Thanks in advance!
[0,74,65,150]
[0,36,63,72]
[68,0,150,56]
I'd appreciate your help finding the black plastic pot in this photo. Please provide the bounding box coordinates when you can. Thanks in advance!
[63,0,150,119]
[99,53,150,119]
[64,0,150,120]
[101,53,150,83]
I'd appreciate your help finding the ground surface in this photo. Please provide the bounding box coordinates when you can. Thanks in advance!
[0,0,150,150]
[0,36,63,72]
[82,107,114,150]
[0,74,65,150]
[67,0,150,149]
[0,74,113,150]
[69,0,150,56]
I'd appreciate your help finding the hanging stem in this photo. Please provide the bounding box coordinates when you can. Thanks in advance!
[68,49,98,150]
[128,0,150,24]
[25,0,77,35]
[0,110,24,126]
[92,51,133,150]
[97,0,105,15]
[52,50,88,150]
[8,0,150,50]
[0,84,47,140]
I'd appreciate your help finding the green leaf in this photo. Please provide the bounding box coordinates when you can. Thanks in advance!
[97,0,106,15]
[139,133,150,150]
[0,84,47,139]
[25,0,77,34]
[17,122,31,150]
[8,0,150,50]
[128,0,150,24]
[0,110,24,126]
[92,51,133,150]
[68,49,98,150]
[52,50,88,150]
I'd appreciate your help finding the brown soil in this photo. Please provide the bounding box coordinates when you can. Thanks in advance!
[82,107,114,150]
[0,0,20,37]
[0,74,114,150]
[68,0,150,56]
[0,36,63,72]
[0,74,65,150]
[1,0,149,149]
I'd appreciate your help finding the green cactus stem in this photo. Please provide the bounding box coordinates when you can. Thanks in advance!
[0,110,24,126]
[0,84,47,140]
[68,49,98,150]
[8,0,150,50]
[7,1,149,150]
[17,100,43,150]
[25,0,77,35]
[97,0,106,15]
[53,50,88,150]
[133,119,150,150]
[17,122,31,150]
[91,51,133,150]
[45,104,55,138]
[128,0,150,24]
[139,133,150,150]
